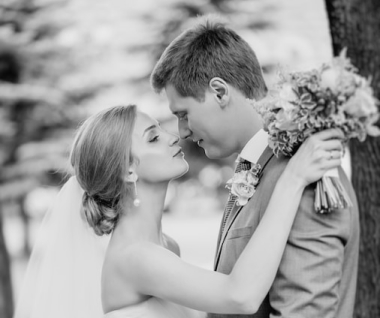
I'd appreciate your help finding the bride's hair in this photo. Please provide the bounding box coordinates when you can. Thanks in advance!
[70,105,137,236]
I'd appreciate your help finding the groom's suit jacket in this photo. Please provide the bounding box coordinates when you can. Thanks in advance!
[208,146,359,318]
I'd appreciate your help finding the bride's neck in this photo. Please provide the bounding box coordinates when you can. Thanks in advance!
[112,181,169,244]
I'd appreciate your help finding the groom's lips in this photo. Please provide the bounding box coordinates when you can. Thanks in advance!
[195,139,203,146]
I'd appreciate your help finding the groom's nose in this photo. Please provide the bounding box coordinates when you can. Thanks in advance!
[178,121,192,139]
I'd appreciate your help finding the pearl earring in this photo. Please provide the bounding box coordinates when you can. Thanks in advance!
[133,180,140,207]
[127,172,140,207]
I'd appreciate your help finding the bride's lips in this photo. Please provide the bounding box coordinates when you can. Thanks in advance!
[173,148,183,157]
[196,139,203,146]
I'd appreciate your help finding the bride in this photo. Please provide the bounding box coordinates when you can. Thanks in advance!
[14,105,344,318]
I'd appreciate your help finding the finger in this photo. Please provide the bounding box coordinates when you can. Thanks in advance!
[313,129,344,141]
[330,149,343,160]
[322,158,342,170]
[324,149,343,161]
[319,140,344,152]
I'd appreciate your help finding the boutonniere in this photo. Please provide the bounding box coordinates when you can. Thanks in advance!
[226,163,262,206]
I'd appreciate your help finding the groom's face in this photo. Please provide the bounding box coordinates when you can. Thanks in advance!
[166,85,238,159]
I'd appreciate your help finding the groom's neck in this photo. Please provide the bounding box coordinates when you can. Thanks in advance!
[233,103,263,153]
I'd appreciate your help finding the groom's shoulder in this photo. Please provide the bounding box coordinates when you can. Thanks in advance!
[260,154,290,183]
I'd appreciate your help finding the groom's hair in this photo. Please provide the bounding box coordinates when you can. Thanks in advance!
[151,15,267,101]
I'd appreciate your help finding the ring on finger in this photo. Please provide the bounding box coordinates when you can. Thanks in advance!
[329,150,343,160]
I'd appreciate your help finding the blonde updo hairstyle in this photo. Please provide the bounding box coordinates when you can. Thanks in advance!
[70,105,137,236]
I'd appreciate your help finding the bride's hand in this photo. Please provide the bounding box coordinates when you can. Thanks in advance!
[283,129,344,188]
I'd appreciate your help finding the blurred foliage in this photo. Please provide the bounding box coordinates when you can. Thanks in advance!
[0,2,96,276]
[0,2,94,312]
[133,0,275,80]
[0,0,113,311]
[130,0,276,179]
[0,0,275,209]
[0,0,110,201]
[0,0,275,314]
[0,0,276,254]
[0,0,343,315]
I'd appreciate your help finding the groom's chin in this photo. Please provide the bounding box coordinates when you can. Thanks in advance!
[203,147,227,160]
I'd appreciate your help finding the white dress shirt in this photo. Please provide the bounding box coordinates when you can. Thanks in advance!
[237,129,269,164]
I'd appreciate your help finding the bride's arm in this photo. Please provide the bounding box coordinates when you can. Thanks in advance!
[125,129,343,314]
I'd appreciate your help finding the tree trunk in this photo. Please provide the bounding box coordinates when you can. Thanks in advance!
[0,204,14,318]
[325,1,380,317]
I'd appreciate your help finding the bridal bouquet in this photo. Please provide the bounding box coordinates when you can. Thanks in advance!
[252,49,380,214]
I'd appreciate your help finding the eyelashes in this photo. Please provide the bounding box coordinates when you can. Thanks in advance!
[178,113,187,121]
[149,135,159,143]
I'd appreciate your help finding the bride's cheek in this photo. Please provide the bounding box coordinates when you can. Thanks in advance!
[138,153,168,173]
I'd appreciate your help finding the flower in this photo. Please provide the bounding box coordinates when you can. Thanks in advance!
[262,86,300,132]
[226,164,261,206]
[366,113,380,137]
[279,83,299,102]
[275,104,299,131]
[254,50,380,214]
[320,68,340,93]
[343,88,378,118]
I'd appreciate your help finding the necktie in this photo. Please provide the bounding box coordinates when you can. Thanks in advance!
[220,159,252,235]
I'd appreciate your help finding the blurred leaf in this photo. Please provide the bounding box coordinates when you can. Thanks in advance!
[0,177,38,202]
[0,81,66,106]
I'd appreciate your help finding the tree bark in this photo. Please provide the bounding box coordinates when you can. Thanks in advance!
[325,1,380,317]
[0,204,14,318]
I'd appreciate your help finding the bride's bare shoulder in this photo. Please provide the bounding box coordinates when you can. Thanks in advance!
[124,241,163,255]
[109,242,177,285]
[120,242,175,267]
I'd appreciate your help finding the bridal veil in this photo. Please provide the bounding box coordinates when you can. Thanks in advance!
[14,176,109,318]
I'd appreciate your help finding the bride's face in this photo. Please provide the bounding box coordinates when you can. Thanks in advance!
[131,111,189,183]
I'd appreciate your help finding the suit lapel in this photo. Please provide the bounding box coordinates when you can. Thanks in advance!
[214,146,275,270]
[214,194,235,258]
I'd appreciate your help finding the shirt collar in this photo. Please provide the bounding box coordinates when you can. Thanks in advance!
[237,129,268,164]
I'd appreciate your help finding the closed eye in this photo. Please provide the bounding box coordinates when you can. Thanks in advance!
[149,135,159,143]
[178,113,188,121]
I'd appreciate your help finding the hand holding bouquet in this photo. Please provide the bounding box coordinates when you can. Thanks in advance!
[252,49,380,214]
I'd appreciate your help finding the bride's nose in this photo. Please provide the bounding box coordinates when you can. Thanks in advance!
[169,134,180,146]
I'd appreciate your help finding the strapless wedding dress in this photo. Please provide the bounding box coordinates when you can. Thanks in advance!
[104,297,205,318]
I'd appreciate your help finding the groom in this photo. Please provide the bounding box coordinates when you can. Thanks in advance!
[151,16,359,318]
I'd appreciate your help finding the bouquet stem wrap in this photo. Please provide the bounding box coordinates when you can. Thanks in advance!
[314,168,353,213]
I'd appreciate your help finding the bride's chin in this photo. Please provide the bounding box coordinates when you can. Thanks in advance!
[172,161,189,180]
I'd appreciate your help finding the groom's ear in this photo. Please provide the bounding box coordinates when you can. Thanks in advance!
[209,77,230,107]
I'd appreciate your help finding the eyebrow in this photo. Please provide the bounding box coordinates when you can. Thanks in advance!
[143,125,157,136]
[142,122,160,136]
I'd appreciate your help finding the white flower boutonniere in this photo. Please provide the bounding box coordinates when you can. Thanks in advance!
[226,163,262,206]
